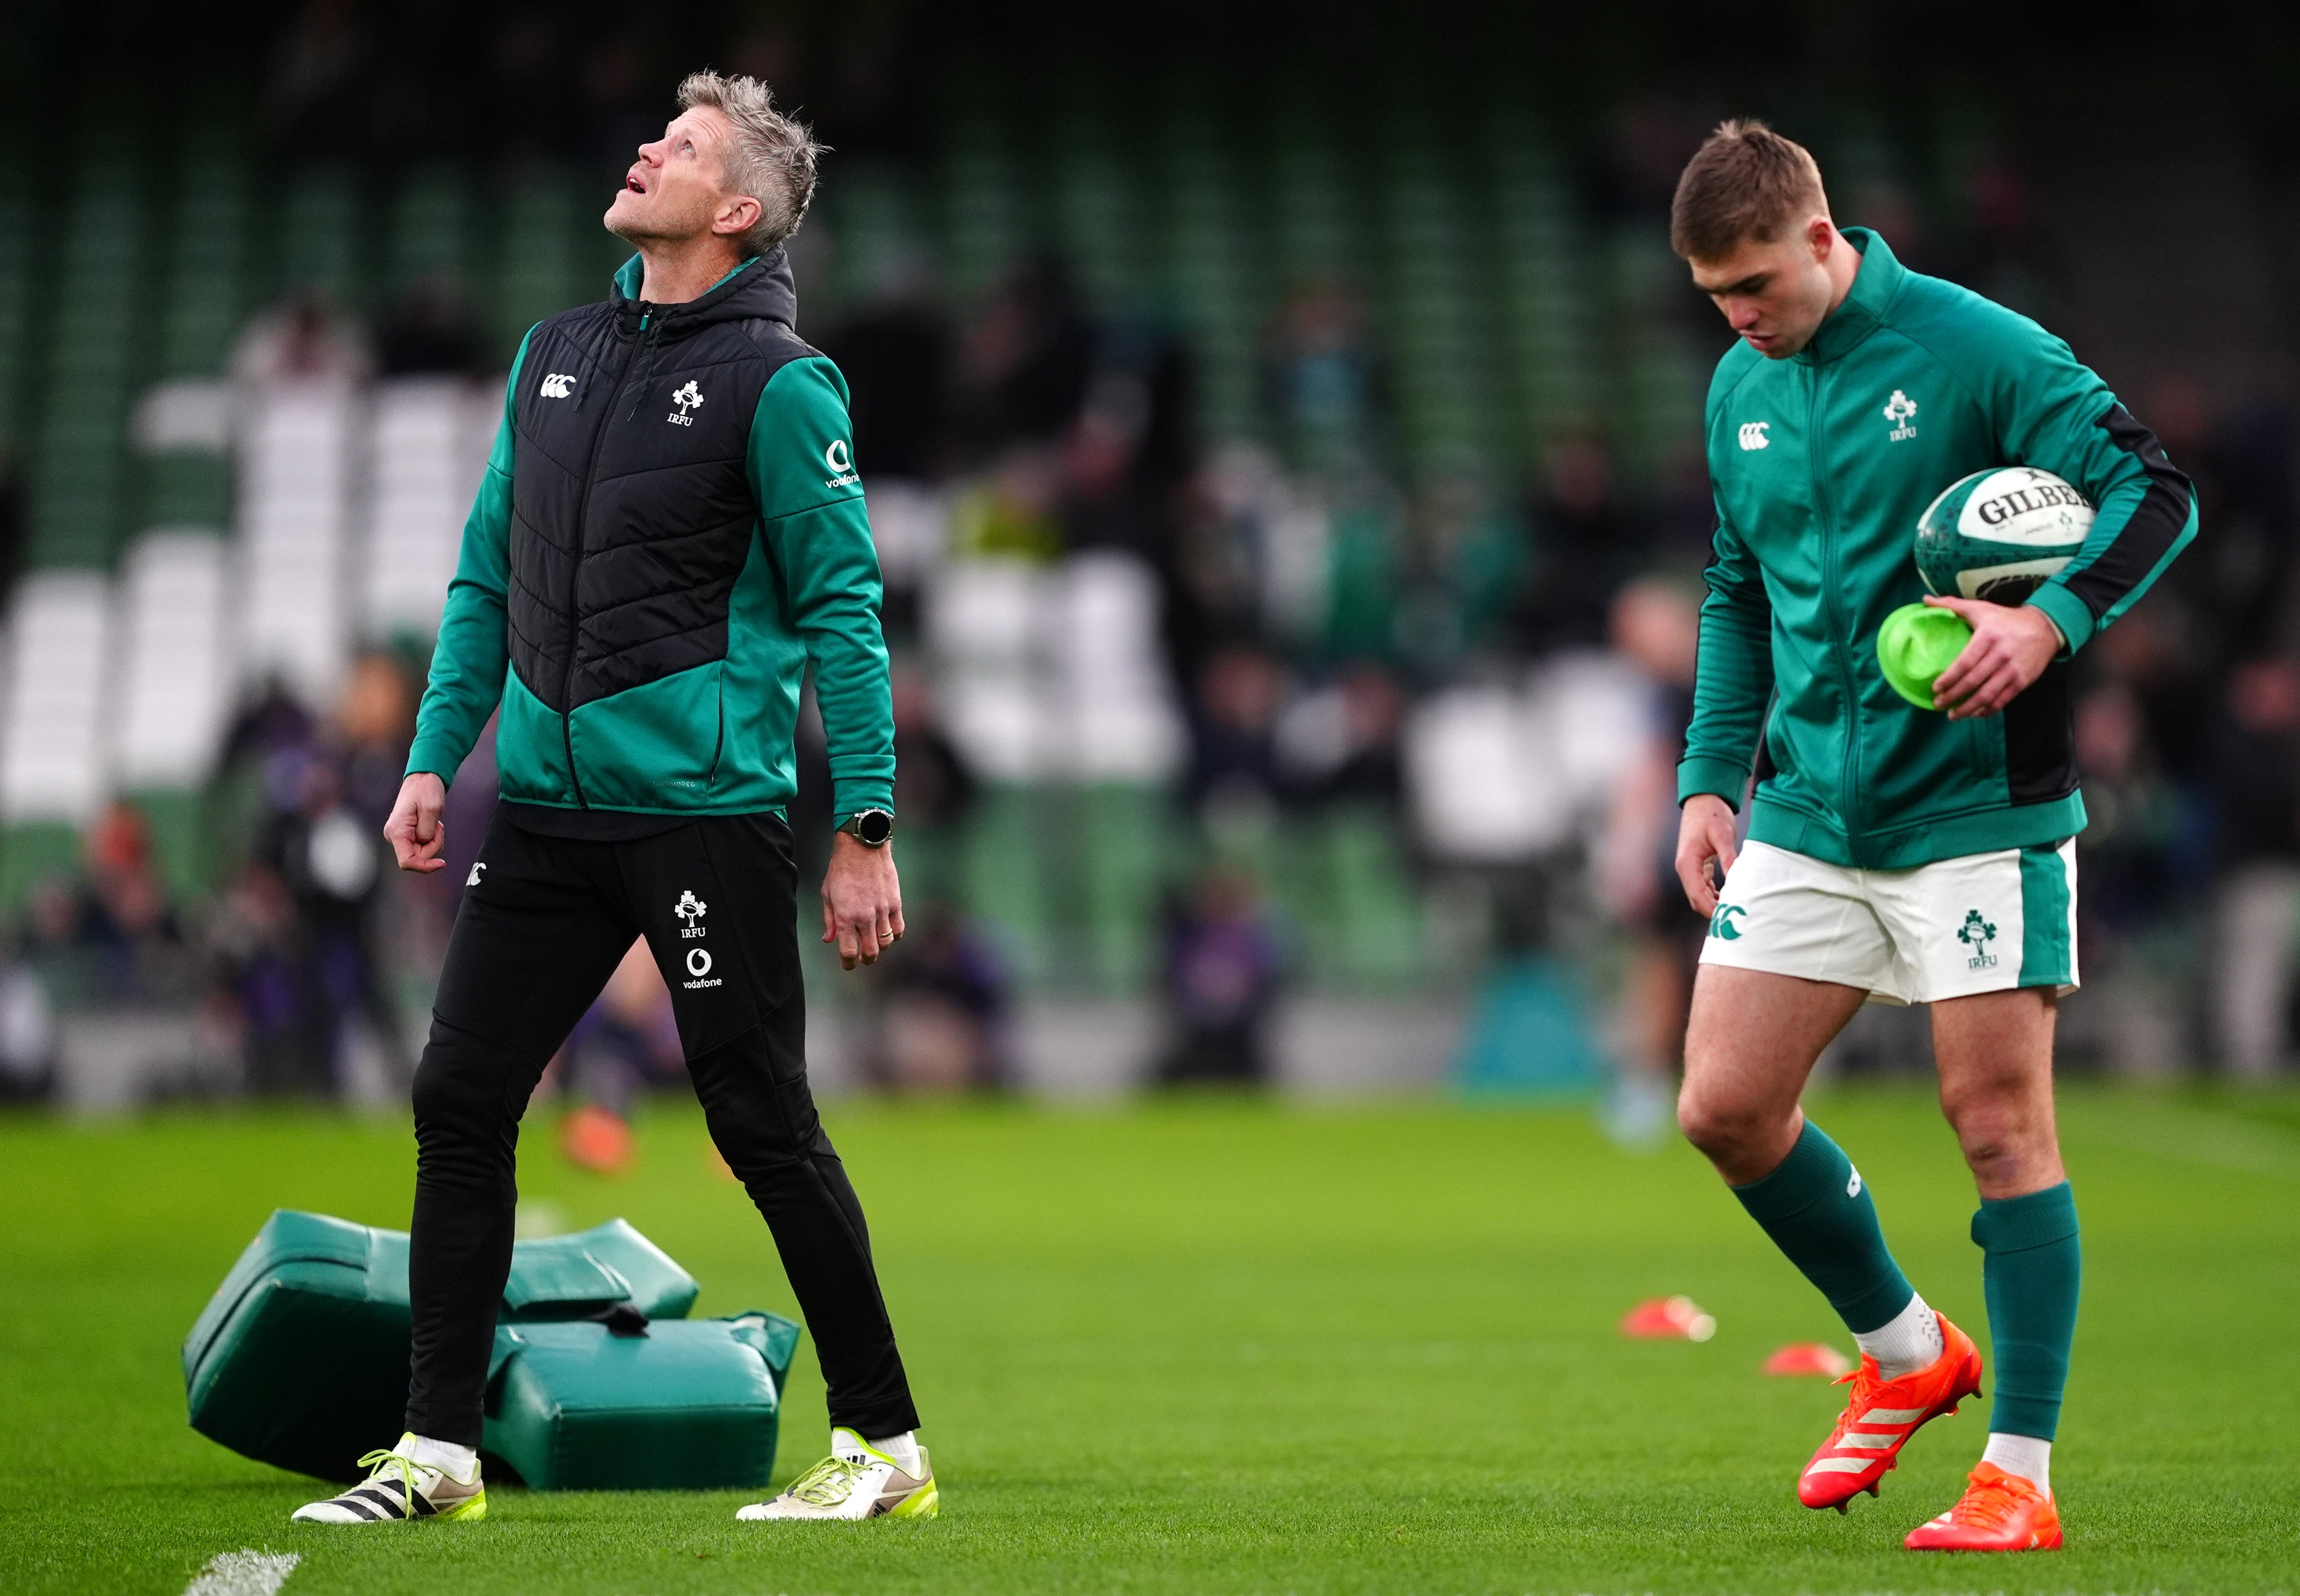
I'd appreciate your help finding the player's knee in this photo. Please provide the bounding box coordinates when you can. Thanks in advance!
[410,1022,520,1136]
[1676,1088,1751,1160]
[1937,1069,2029,1137]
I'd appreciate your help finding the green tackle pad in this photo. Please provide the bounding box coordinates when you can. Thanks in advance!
[483,1311,801,1490]
[183,1209,700,1480]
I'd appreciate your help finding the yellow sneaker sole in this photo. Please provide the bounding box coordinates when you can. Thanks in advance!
[435,1488,488,1523]
[886,1482,937,1520]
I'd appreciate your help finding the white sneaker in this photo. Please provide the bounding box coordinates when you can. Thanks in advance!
[291,1434,487,1524]
[737,1429,937,1521]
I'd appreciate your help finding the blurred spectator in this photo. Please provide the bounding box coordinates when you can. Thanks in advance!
[2150,376,2298,668]
[81,803,190,1004]
[949,450,1063,562]
[890,659,975,909]
[1262,281,1386,481]
[1273,662,1405,810]
[1402,476,1531,669]
[0,956,56,1101]
[2062,683,2188,1076]
[952,257,1096,463]
[338,651,420,825]
[862,904,1012,1093]
[254,746,406,1094]
[1323,501,1404,661]
[1156,866,1284,1085]
[0,455,25,610]
[1060,324,1199,560]
[1514,435,1642,653]
[891,661,975,827]
[2205,657,2300,1078]
[825,261,951,481]
[1186,647,1286,816]
[376,277,488,378]
[230,290,374,387]
[16,807,192,1010]
[208,861,323,1095]
[1595,578,1704,1141]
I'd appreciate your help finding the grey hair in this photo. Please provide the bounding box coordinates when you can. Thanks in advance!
[676,70,823,256]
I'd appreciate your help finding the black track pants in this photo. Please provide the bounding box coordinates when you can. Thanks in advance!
[403,808,919,1447]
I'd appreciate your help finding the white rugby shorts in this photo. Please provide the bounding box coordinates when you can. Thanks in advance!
[1698,838,2078,1006]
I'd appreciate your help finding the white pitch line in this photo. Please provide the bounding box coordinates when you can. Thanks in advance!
[182,1549,301,1596]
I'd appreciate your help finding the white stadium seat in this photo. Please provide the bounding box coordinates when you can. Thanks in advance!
[923,552,1185,785]
[0,571,116,823]
[927,560,1052,781]
[111,533,230,790]
[236,379,356,702]
[1053,552,1183,782]
[362,377,494,638]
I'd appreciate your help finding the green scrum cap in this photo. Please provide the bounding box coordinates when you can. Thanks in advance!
[1876,602,1972,711]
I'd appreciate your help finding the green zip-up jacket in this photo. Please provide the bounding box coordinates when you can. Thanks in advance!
[407,250,893,825]
[1680,230,2196,868]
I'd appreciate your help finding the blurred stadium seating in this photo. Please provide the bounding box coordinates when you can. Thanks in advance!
[0,2,2296,1104]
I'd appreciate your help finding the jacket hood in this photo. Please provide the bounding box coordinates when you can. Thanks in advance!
[610,246,797,333]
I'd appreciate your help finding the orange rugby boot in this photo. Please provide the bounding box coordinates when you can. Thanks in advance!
[1904,1461,2062,1551]
[1797,1311,1982,1511]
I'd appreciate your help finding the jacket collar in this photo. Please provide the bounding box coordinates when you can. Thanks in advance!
[1795,227,1902,367]
[608,245,798,334]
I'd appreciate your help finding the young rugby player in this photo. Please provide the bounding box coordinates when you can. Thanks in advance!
[1668,122,2195,1550]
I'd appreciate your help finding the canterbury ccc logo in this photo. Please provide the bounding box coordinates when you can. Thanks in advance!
[1738,421,1770,451]
[540,373,575,398]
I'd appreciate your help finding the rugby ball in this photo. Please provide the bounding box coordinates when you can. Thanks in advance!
[1914,466,2094,603]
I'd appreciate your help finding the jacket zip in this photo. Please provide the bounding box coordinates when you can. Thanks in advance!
[559,302,655,807]
[1807,361,1865,862]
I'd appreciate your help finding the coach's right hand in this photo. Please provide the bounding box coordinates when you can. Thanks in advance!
[385,773,450,873]
[1674,793,1739,918]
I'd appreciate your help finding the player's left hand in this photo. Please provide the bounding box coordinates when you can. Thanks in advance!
[1923,596,2066,720]
[821,831,905,970]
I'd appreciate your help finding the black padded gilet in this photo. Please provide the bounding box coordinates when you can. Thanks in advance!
[504,249,813,725]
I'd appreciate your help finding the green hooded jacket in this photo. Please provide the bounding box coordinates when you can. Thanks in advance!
[406,252,892,825]
[1680,230,2197,868]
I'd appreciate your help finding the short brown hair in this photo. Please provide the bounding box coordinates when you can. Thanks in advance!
[1669,119,1828,261]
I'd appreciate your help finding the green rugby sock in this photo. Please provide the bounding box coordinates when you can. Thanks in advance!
[1973,1181,2081,1441]
[1730,1120,1915,1335]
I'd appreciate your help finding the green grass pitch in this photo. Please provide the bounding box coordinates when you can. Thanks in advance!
[3,1085,2296,1594]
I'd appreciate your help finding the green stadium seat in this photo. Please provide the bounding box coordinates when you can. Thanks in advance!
[277,171,366,312]
[0,183,28,447]
[387,165,472,294]
[493,166,589,356]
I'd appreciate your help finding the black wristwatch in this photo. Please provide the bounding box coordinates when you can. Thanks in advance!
[838,808,894,847]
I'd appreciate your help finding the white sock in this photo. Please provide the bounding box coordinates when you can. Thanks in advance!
[1982,1432,2052,1495]
[1852,1292,1944,1380]
[406,1433,479,1480]
[836,1426,922,1475]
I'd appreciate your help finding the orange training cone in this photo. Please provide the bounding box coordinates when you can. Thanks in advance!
[560,1104,635,1175]
[1765,1341,1854,1378]
[1620,1295,1718,1341]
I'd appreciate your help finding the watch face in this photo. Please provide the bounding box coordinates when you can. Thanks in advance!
[855,810,894,845]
